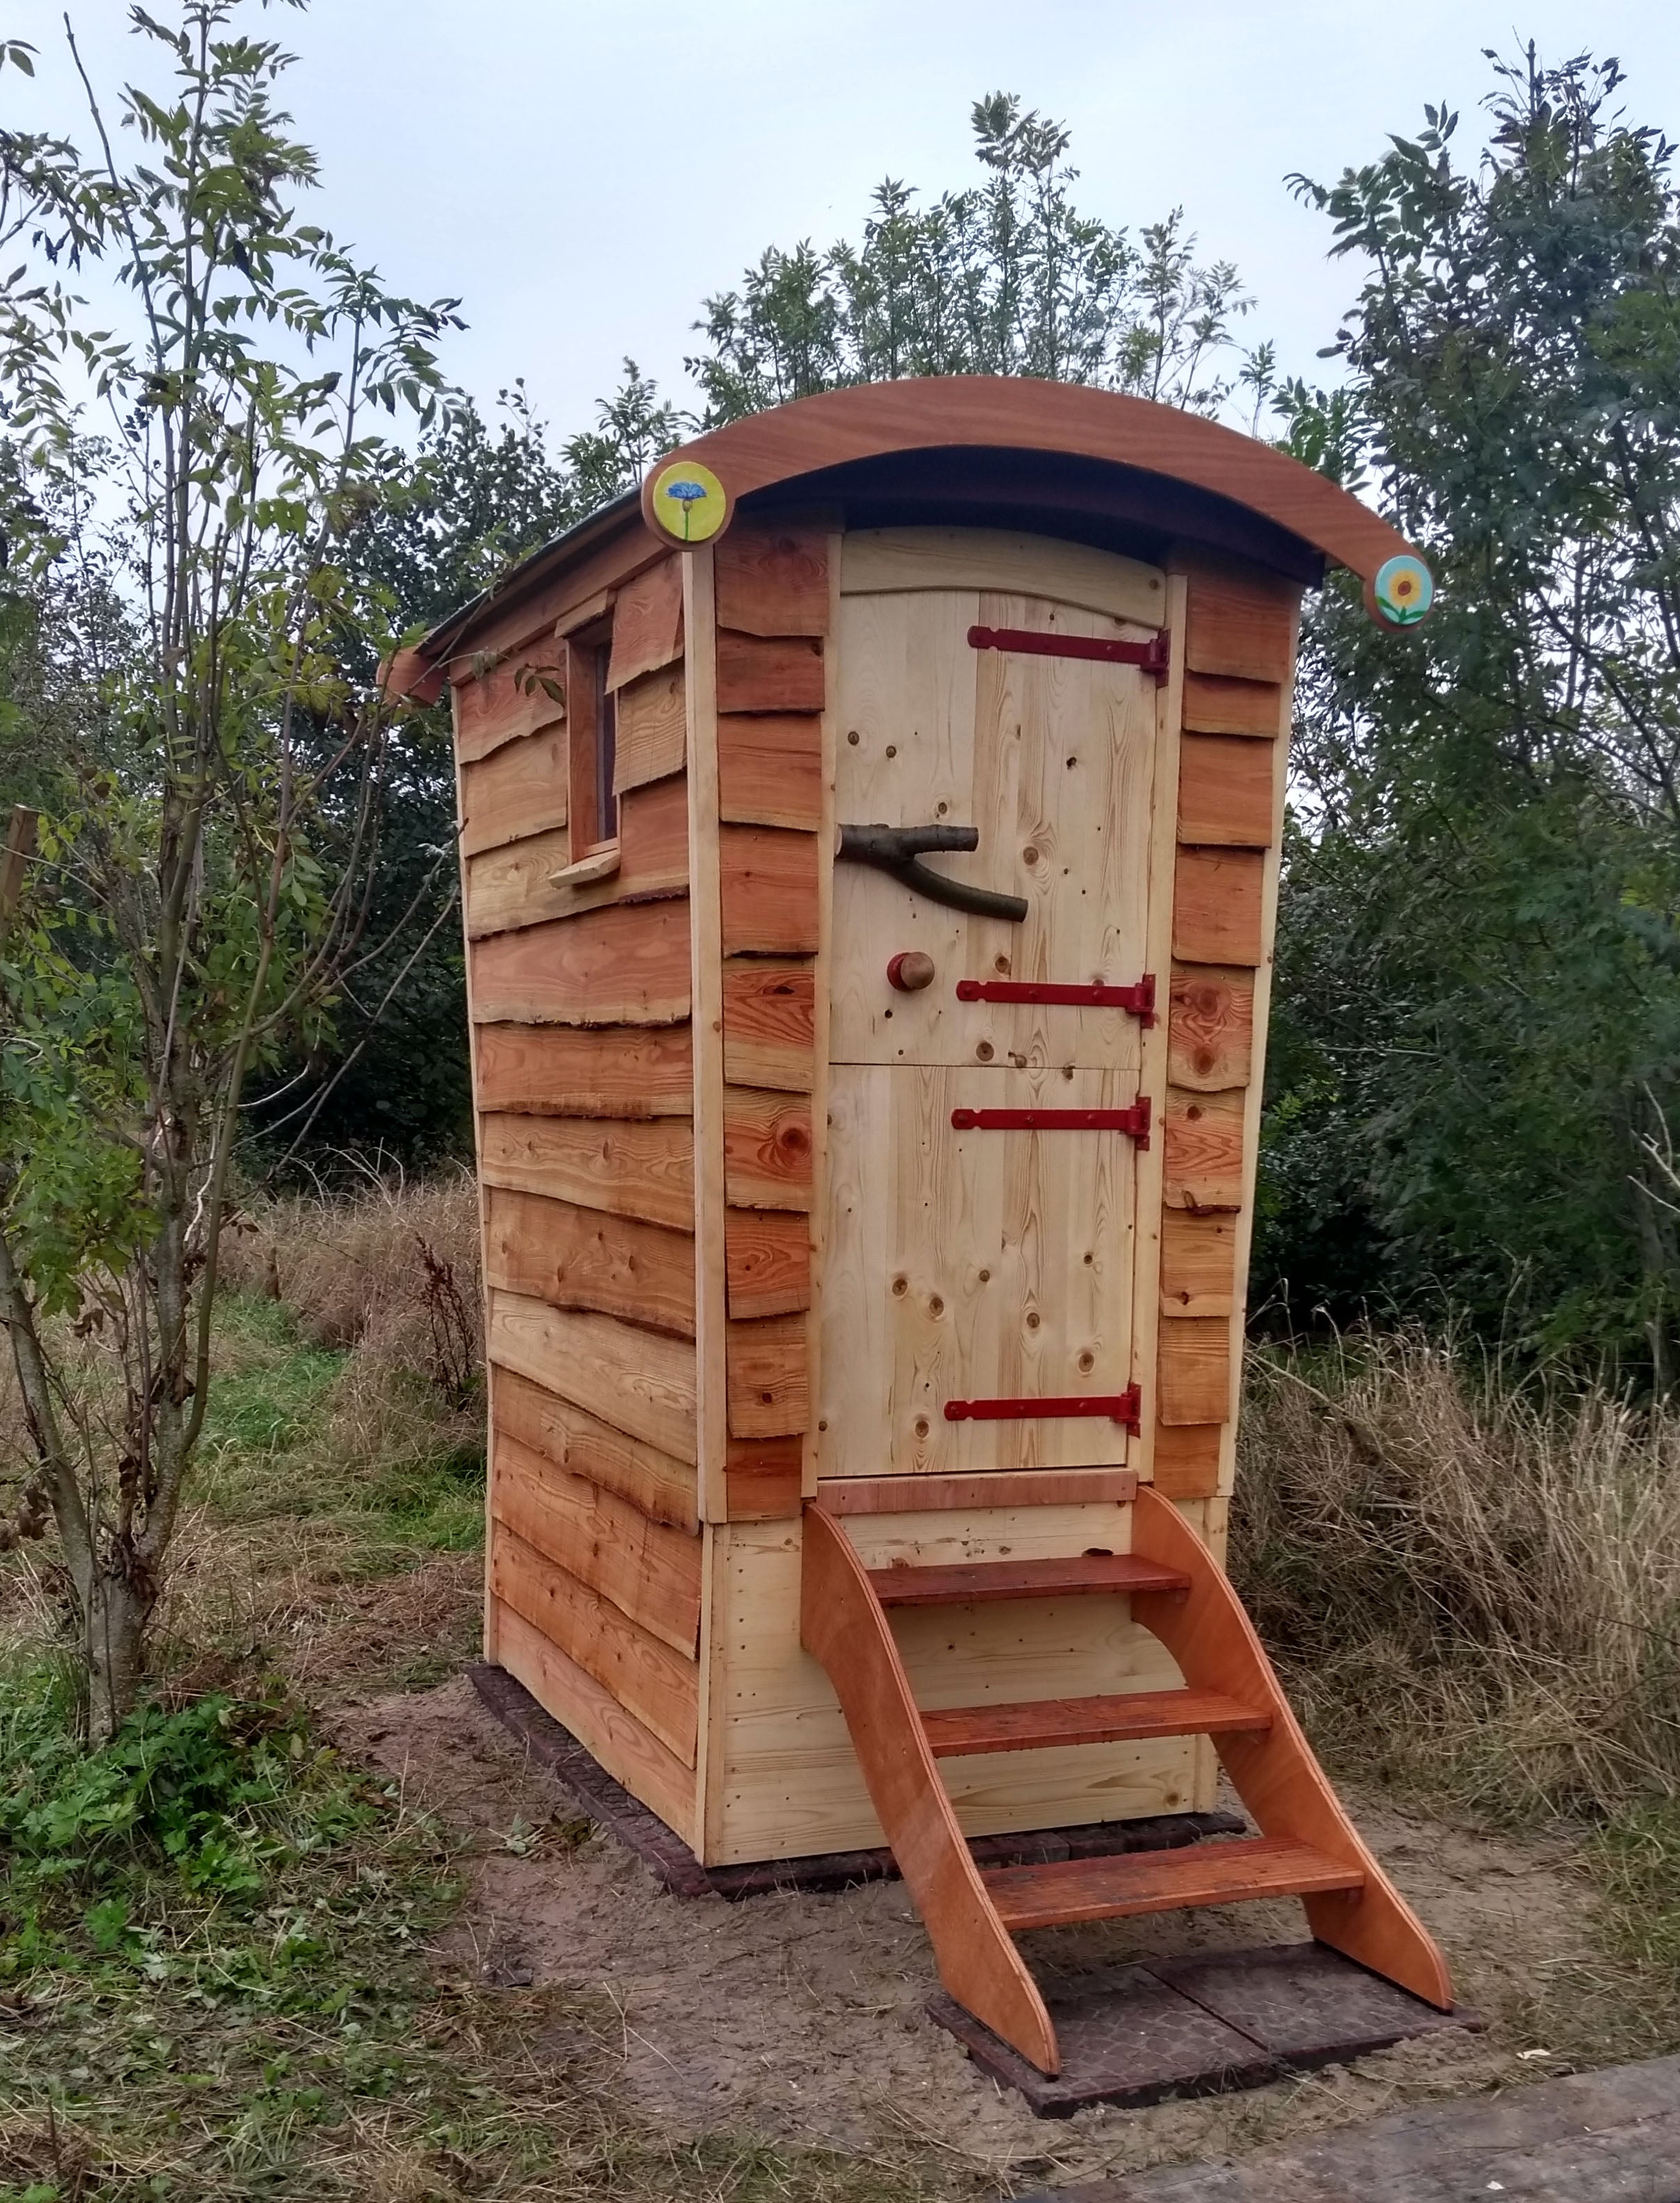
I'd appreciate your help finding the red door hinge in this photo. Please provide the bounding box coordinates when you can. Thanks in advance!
[956,974,1156,1024]
[949,1098,1151,1147]
[944,1385,1142,1433]
[968,624,1170,684]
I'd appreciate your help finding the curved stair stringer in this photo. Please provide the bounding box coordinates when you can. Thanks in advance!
[799,1503,1062,2073]
[1129,1485,1455,2009]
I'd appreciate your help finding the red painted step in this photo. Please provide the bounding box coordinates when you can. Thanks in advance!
[868,1553,1190,1608]
[921,1686,1271,1757]
[981,1836,1364,1931]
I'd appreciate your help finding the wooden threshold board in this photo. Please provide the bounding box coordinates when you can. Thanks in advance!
[922,1687,1270,1758]
[869,1553,1188,1607]
[819,1468,1136,1515]
[981,1837,1364,1932]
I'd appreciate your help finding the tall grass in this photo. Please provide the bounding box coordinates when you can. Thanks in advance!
[1234,1329,1680,1821]
[223,1167,484,1478]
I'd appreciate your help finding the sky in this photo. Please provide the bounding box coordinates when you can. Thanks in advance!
[9,0,1680,446]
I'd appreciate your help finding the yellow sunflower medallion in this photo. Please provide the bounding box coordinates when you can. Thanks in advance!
[1371,552,1434,627]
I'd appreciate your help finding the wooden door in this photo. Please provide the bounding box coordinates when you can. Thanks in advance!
[818,532,1163,1478]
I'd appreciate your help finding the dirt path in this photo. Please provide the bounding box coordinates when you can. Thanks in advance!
[333,1678,1620,2194]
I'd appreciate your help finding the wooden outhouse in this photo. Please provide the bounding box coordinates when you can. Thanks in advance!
[400,379,1448,2074]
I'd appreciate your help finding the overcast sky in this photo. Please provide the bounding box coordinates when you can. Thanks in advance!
[10,1,1680,442]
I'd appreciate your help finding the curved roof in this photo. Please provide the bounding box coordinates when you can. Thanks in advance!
[414,377,1416,676]
[640,378,1412,584]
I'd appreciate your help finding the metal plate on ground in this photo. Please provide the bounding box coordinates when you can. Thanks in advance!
[929,1943,1483,2117]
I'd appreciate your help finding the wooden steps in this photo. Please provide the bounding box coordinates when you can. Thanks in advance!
[869,1552,1189,1607]
[800,1487,1455,2079]
[981,1835,1364,1930]
[921,1686,1270,1757]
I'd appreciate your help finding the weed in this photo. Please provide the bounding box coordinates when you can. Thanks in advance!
[1234,1328,1680,1821]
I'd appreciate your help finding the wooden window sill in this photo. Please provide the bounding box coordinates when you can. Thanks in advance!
[547,844,620,889]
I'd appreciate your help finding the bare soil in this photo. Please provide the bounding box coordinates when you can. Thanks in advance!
[332,1677,1620,2195]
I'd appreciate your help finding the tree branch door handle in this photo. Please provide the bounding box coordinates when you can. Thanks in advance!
[835,824,1028,923]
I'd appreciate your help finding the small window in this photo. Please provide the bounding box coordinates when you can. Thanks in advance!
[567,619,619,860]
[592,640,617,848]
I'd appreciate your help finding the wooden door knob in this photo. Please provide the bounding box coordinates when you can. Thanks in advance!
[887,951,937,992]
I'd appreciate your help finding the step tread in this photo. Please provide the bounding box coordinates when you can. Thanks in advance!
[981,1836,1364,1930]
[922,1687,1272,1757]
[868,1553,1190,1607]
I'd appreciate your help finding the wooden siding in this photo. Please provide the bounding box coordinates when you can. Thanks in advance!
[1147,557,1296,1503]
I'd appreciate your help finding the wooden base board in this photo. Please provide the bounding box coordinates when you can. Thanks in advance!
[931,1942,1482,2119]
[469,1662,1240,1898]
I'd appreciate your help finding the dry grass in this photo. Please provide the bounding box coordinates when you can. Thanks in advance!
[1234,1328,1680,1821]
[225,1162,482,1364]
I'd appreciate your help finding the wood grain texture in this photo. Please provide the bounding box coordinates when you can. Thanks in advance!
[1163,1088,1245,1213]
[607,556,683,689]
[640,381,1417,587]
[725,1435,802,1522]
[800,1503,1060,2072]
[489,1290,697,1462]
[496,1603,695,1839]
[479,1112,694,1232]
[485,1186,697,1339]
[718,825,821,955]
[1152,1421,1222,1501]
[926,1686,1269,1758]
[716,630,825,714]
[714,523,829,638]
[492,1429,701,1654]
[819,1064,1137,1476]
[1182,672,1285,737]
[494,1366,697,1529]
[1183,565,1298,684]
[460,725,567,857]
[491,1523,698,1765]
[680,541,730,1531]
[471,899,691,1026]
[722,1083,814,1216]
[1177,734,1277,849]
[1168,965,1254,1092]
[465,771,688,938]
[717,713,823,830]
[727,1313,809,1439]
[713,1517,1195,1863]
[1160,1209,1238,1319]
[1172,846,1266,967]
[830,583,1155,1072]
[1129,1485,1454,2007]
[1158,1316,1232,1426]
[474,1022,693,1118]
[721,959,816,1090]
[453,655,566,764]
[841,525,1165,627]
[725,1207,811,1320]
[613,664,686,793]
[982,1835,1359,1928]
[820,1468,1137,1515]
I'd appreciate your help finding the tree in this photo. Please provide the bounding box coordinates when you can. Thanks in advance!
[1261,47,1680,1377]
[0,3,459,1731]
[690,93,1257,423]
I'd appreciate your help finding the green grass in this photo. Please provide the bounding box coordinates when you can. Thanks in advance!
[1594,1798,1680,1985]
[0,1675,950,2203]
[195,1295,484,1561]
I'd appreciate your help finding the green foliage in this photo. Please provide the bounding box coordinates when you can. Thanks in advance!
[1263,47,1680,1377]
[691,92,1256,423]
[0,1,467,1726]
[0,1686,328,1905]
